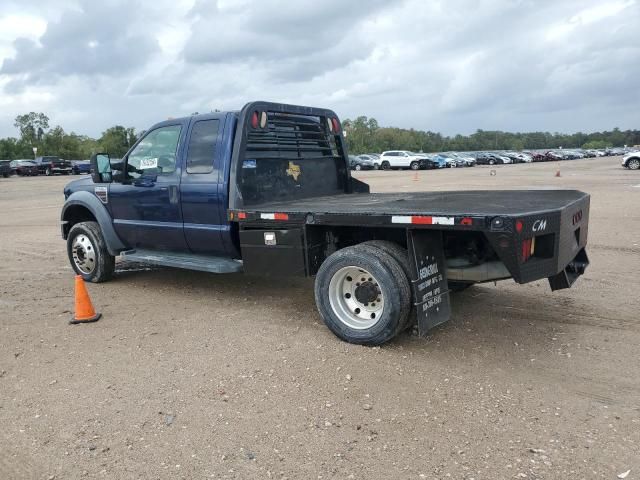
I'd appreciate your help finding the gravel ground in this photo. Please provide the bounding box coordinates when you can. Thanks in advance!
[0,157,638,480]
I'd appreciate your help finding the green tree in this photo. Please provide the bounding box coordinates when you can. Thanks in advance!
[582,140,609,149]
[98,126,138,158]
[14,112,50,144]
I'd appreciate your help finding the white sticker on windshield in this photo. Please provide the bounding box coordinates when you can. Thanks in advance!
[139,157,158,169]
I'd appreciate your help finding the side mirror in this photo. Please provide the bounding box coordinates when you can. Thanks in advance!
[90,153,112,183]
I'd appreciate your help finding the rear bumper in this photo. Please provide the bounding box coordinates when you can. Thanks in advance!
[485,194,590,286]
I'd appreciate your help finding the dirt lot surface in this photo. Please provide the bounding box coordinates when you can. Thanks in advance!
[1,157,639,479]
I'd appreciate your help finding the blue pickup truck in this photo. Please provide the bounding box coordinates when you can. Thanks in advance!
[61,101,590,345]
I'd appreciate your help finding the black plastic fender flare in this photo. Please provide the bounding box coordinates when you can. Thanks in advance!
[61,190,126,256]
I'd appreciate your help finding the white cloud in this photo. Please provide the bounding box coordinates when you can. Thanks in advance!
[0,0,638,138]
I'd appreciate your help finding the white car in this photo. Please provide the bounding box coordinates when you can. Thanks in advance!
[622,151,640,170]
[379,151,427,170]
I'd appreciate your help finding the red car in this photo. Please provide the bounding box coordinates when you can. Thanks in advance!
[10,160,39,176]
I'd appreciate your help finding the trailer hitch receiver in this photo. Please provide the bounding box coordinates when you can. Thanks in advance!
[548,248,589,291]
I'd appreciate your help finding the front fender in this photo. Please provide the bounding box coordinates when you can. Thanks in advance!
[61,190,127,255]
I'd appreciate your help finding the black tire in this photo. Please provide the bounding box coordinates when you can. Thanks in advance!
[355,164,362,171]
[314,244,411,345]
[410,161,419,170]
[2,173,8,178]
[628,158,640,170]
[381,161,390,170]
[361,240,416,330]
[489,159,495,165]
[67,221,115,283]
[45,167,52,176]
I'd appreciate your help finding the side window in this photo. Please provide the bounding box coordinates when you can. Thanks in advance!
[126,125,182,179]
[186,119,220,174]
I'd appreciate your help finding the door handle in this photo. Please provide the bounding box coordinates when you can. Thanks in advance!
[133,178,156,187]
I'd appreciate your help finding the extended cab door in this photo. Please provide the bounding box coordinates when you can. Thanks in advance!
[180,114,229,255]
[108,122,189,251]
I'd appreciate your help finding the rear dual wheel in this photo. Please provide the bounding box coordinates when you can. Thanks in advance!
[315,243,412,345]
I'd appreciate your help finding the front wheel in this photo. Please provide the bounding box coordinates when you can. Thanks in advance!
[489,159,495,165]
[410,161,420,170]
[67,221,115,283]
[381,161,390,170]
[45,167,52,176]
[314,244,411,345]
[355,164,362,171]
[628,158,640,170]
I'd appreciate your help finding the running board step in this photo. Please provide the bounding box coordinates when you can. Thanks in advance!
[120,249,243,274]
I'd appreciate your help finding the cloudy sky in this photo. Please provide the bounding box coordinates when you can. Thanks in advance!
[0,0,638,138]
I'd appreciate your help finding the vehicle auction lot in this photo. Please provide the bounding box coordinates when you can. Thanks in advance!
[1,157,638,479]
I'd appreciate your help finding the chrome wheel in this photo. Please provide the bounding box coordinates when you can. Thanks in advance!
[71,234,96,274]
[328,266,384,329]
[628,158,640,170]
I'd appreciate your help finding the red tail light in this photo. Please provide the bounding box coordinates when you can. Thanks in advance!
[251,111,259,129]
[331,118,340,133]
[521,237,536,262]
[515,219,523,233]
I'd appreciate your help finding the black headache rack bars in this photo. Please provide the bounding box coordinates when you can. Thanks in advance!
[228,101,366,211]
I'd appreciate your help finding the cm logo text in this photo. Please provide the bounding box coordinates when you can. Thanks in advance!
[532,219,547,232]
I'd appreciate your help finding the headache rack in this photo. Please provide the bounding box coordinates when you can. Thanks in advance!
[229,101,352,209]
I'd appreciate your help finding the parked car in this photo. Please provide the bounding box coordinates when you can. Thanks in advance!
[0,160,11,178]
[545,151,564,161]
[439,153,465,168]
[33,156,72,175]
[448,152,476,166]
[348,155,376,171]
[560,150,583,160]
[475,152,505,165]
[430,154,453,168]
[357,154,380,169]
[622,151,640,170]
[513,152,533,162]
[490,152,512,164]
[9,160,39,176]
[72,160,92,175]
[378,151,429,170]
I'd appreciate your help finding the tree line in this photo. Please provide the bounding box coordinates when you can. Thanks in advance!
[0,112,138,160]
[2,111,638,160]
[342,116,640,155]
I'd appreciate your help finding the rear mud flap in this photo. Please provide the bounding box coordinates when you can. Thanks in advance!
[548,248,589,291]
[407,230,451,336]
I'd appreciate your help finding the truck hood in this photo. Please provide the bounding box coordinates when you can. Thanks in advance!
[64,176,94,198]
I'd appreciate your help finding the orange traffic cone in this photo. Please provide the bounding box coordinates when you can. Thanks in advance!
[70,275,101,324]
